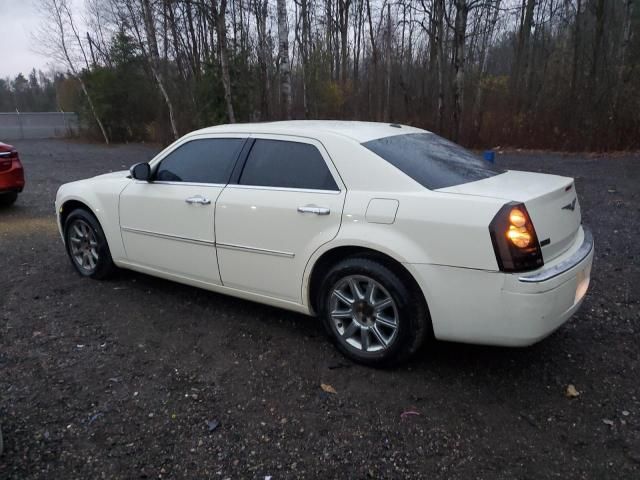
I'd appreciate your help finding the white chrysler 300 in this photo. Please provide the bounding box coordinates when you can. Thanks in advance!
[55,121,594,366]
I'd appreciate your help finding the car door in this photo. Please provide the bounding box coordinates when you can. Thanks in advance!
[215,135,346,302]
[119,135,246,284]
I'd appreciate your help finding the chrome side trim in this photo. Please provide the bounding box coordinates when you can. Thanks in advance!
[121,227,215,247]
[518,227,593,283]
[216,242,295,258]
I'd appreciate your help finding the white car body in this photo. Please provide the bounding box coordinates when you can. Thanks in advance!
[55,121,593,348]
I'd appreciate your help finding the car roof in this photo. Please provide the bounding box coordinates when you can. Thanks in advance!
[189,120,427,143]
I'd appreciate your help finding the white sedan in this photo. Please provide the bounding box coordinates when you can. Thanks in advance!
[55,121,594,366]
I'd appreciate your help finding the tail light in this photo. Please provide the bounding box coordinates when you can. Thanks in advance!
[489,202,543,272]
[0,150,18,159]
[0,150,18,172]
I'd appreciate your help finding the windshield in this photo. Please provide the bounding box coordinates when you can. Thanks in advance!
[362,132,502,190]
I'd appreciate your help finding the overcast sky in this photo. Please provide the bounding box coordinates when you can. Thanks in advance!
[1,0,50,79]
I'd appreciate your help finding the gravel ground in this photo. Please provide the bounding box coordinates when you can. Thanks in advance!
[0,139,638,479]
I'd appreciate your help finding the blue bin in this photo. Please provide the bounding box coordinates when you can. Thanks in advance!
[483,150,495,163]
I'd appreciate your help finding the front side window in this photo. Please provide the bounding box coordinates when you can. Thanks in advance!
[362,132,502,190]
[155,138,244,184]
[239,139,339,191]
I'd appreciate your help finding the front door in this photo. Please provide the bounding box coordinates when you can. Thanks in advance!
[119,136,246,284]
[216,136,345,302]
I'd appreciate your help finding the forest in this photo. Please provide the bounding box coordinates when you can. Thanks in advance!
[2,0,637,150]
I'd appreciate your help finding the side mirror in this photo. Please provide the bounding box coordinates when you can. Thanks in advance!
[130,162,151,182]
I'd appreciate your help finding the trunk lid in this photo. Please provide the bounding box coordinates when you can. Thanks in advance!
[438,170,581,262]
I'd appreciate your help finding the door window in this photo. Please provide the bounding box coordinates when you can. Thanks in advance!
[155,138,244,184]
[239,139,338,191]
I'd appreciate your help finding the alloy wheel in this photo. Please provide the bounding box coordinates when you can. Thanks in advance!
[68,219,99,272]
[329,275,399,353]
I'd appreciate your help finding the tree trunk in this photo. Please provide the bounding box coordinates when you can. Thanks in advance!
[452,0,469,141]
[383,3,391,122]
[472,0,501,136]
[254,0,271,119]
[338,0,351,86]
[435,0,445,133]
[277,0,292,119]
[213,0,237,123]
[570,0,581,99]
[140,0,179,139]
[512,0,535,109]
[366,0,380,120]
[50,0,109,144]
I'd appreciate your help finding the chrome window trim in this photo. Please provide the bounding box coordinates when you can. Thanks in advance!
[136,180,227,188]
[121,226,215,247]
[237,134,345,193]
[216,242,295,258]
[224,184,342,195]
[518,227,593,283]
[148,133,250,168]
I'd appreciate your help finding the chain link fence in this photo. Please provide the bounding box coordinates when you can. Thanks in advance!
[0,112,79,140]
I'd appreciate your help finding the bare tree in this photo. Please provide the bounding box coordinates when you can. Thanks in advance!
[277,0,292,119]
[36,0,109,144]
[212,0,237,123]
[139,0,179,138]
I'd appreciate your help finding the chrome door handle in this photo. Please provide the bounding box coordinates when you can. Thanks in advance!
[297,206,330,215]
[185,195,211,205]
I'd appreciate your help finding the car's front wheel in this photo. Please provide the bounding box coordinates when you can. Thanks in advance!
[64,208,115,279]
[319,257,430,367]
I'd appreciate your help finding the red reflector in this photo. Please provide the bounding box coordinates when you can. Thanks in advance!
[565,184,573,192]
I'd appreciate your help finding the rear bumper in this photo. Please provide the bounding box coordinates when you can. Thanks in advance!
[409,226,594,346]
[0,160,25,193]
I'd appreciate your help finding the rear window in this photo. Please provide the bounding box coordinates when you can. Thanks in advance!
[362,132,502,190]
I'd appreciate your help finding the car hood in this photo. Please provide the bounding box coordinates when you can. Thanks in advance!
[92,170,129,180]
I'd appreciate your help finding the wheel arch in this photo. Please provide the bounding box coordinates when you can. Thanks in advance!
[59,199,96,231]
[305,244,430,322]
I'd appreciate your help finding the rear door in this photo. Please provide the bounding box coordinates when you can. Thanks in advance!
[119,135,246,284]
[215,135,346,302]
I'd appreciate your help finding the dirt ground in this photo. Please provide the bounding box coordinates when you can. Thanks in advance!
[0,139,638,479]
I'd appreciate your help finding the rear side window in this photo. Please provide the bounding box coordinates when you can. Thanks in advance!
[239,139,339,191]
[362,132,501,190]
[155,138,244,183]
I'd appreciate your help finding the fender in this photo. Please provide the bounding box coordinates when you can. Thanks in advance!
[56,173,131,261]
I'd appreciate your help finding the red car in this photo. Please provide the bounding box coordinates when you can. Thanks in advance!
[0,142,25,206]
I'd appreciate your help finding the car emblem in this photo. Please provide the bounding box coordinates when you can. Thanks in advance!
[562,198,577,211]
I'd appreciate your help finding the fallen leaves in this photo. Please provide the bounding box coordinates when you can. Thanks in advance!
[320,383,337,394]
[565,384,580,398]
[400,410,421,419]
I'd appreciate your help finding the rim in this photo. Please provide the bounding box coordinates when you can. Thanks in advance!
[329,275,399,353]
[68,219,99,272]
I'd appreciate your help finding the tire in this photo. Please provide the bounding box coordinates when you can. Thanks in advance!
[0,192,17,207]
[318,256,430,367]
[64,208,116,279]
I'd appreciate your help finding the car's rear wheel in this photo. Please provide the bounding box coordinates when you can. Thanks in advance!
[319,257,430,367]
[64,209,115,279]
[0,192,18,207]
